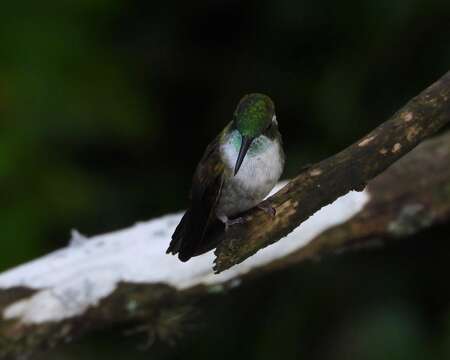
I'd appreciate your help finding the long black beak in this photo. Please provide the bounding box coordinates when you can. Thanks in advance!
[234,136,253,175]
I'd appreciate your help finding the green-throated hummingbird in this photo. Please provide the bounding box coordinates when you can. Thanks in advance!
[167,93,285,262]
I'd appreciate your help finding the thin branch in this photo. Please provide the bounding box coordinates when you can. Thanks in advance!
[213,71,450,272]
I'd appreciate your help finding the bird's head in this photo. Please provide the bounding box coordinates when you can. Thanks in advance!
[232,93,276,175]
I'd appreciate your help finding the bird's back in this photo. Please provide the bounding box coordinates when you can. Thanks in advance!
[167,133,226,261]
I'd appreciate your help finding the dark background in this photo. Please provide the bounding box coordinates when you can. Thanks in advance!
[1,1,450,359]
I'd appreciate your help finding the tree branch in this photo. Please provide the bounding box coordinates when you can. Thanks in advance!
[0,73,450,359]
[213,70,450,272]
[0,130,449,359]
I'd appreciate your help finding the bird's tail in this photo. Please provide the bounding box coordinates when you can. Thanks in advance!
[166,209,191,258]
[166,209,221,262]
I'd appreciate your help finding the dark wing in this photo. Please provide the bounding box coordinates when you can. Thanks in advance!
[167,133,226,261]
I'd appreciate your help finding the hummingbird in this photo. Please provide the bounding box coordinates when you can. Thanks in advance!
[167,93,285,262]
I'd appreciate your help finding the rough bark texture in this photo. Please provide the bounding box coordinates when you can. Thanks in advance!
[269,131,450,270]
[214,71,450,272]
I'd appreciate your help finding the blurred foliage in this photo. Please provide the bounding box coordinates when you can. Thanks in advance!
[1,0,450,359]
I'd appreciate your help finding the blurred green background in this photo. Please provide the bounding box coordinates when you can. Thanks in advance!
[1,0,450,359]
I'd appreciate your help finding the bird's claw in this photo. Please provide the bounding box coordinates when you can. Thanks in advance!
[257,203,276,217]
[218,214,246,231]
[224,217,245,231]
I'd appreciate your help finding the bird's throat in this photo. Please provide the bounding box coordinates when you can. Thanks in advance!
[228,130,271,157]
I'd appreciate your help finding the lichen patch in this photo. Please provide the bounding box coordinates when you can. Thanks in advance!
[387,203,432,236]
[402,112,413,122]
[392,143,402,153]
[0,187,370,325]
[358,136,375,147]
[276,199,296,214]
[406,127,421,142]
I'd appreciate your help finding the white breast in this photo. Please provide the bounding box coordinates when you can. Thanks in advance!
[218,131,284,217]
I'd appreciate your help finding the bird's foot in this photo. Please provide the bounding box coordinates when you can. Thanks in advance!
[218,214,245,231]
[257,203,276,217]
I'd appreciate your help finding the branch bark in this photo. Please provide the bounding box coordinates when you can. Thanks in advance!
[213,71,450,272]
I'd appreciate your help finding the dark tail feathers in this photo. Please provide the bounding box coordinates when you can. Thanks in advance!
[166,209,221,262]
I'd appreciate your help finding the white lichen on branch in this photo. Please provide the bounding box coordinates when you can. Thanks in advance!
[0,186,369,325]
